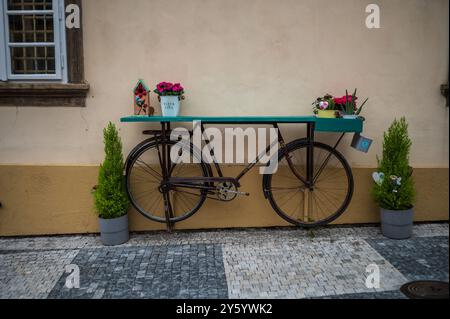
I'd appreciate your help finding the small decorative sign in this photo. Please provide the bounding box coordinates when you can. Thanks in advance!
[351,133,373,153]
[372,172,385,186]
[133,79,154,116]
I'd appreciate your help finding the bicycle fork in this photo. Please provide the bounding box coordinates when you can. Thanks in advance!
[156,121,175,232]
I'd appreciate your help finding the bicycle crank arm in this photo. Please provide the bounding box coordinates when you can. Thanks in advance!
[222,189,250,197]
[167,177,241,188]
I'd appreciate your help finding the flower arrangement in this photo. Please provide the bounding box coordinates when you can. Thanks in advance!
[154,82,185,98]
[155,82,185,116]
[313,89,368,117]
[335,89,368,116]
[312,94,338,114]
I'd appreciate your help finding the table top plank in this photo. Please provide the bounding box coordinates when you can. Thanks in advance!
[121,115,318,123]
[120,115,363,133]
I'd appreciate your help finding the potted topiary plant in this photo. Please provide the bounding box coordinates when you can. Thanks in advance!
[93,122,130,246]
[372,117,415,239]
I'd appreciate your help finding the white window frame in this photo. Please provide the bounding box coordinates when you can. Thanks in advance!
[0,0,67,82]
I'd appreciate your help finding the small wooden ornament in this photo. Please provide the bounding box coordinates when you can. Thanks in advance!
[133,79,153,116]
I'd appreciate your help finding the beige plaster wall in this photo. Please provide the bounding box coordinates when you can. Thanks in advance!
[0,165,447,237]
[0,0,448,168]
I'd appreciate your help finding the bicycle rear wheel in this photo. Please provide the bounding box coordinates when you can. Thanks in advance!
[126,140,210,223]
[264,140,354,227]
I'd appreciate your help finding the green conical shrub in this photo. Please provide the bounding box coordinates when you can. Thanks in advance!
[94,122,129,219]
[372,117,415,210]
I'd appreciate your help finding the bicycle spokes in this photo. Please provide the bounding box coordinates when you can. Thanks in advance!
[266,141,353,226]
[126,141,209,223]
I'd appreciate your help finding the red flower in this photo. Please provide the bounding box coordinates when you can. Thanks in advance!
[333,95,358,105]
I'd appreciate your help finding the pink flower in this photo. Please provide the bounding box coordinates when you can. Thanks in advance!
[156,82,173,93]
[172,83,184,92]
[156,83,166,93]
[164,82,173,91]
[319,101,329,110]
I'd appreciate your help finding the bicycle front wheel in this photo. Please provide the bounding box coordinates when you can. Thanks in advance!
[264,140,354,227]
[126,140,210,223]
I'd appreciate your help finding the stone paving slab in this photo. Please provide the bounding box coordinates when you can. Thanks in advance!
[366,236,449,282]
[0,235,97,251]
[0,223,448,299]
[0,223,447,251]
[318,290,408,299]
[0,249,78,299]
[48,245,228,299]
[222,238,407,299]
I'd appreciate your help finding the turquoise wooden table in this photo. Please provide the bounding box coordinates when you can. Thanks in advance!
[120,115,363,133]
[120,115,365,232]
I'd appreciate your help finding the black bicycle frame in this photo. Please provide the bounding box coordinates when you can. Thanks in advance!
[201,122,315,185]
[154,120,344,231]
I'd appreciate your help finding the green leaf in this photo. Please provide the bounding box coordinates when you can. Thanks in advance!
[356,98,368,115]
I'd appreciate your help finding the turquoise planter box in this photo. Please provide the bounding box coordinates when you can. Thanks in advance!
[314,118,363,133]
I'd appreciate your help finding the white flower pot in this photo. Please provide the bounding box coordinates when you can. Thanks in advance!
[160,96,180,117]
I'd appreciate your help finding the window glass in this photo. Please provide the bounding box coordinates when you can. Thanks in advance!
[10,46,55,74]
[7,0,53,11]
[2,0,63,78]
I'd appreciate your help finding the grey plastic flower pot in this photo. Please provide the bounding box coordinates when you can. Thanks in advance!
[380,207,414,240]
[99,214,129,246]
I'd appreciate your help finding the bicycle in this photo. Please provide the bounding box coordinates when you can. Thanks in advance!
[121,116,363,231]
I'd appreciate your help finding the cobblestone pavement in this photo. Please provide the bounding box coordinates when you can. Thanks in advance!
[0,223,448,299]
